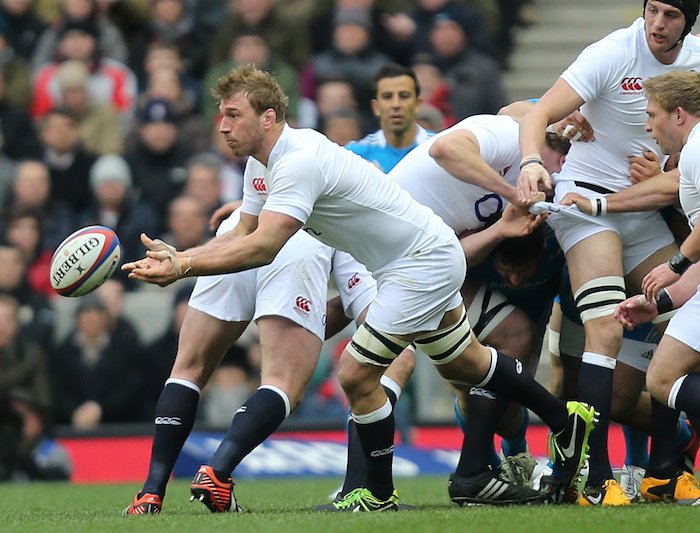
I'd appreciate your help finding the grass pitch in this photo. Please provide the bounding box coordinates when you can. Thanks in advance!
[0,475,697,533]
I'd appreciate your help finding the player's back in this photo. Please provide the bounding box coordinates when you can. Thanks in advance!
[389,114,521,235]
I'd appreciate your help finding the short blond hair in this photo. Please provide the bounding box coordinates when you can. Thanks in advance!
[212,64,288,122]
[644,70,700,115]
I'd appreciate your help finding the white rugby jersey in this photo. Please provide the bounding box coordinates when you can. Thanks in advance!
[679,123,700,229]
[240,125,452,272]
[388,114,521,236]
[558,17,700,192]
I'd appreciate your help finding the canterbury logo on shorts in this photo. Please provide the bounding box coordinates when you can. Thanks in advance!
[294,296,312,315]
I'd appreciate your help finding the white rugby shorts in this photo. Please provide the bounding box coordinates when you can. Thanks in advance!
[548,181,675,274]
[664,289,700,352]
[559,314,654,373]
[188,213,332,341]
[365,234,465,335]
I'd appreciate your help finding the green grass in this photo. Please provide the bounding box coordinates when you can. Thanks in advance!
[0,476,697,533]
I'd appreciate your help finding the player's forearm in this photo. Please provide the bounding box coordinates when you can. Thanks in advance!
[680,225,700,264]
[518,111,548,160]
[429,132,517,202]
[666,262,700,307]
[605,169,679,213]
[460,223,506,266]
[187,233,276,277]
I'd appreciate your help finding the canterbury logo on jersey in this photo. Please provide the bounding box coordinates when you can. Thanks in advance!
[155,417,182,425]
[295,296,312,314]
[370,445,394,457]
[620,77,644,93]
[347,273,362,290]
[252,177,267,193]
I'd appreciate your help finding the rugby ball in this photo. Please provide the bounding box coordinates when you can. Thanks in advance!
[50,225,122,297]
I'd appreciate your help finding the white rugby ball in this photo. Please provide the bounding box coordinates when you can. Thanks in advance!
[50,225,122,297]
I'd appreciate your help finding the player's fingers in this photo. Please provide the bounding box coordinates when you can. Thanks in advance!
[643,150,659,162]
[146,250,171,261]
[532,191,546,203]
[542,176,553,193]
[140,233,154,247]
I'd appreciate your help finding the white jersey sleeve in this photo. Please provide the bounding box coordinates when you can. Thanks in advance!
[261,151,324,224]
[240,157,266,217]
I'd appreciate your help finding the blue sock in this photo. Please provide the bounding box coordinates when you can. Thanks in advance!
[501,406,529,457]
[622,425,649,469]
[454,395,501,470]
[674,418,692,451]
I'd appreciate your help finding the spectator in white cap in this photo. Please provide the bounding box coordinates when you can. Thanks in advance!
[80,154,160,289]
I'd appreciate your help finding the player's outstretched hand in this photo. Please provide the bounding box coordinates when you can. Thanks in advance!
[559,192,592,214]
[121,234,184,286]
[614,294,658,329]
[642,262,680,302]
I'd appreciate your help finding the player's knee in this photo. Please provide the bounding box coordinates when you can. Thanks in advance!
[170,351,212,387]
[645,370,672,406]
[583,314,624,353]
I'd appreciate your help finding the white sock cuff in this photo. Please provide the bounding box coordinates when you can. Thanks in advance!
[380,375,402,400]
[668,375,688,410]
[352,398,392,425]
[581,352,617,369]
[165,378,201,394]
[475,347,499,388]
[259,385,291,418]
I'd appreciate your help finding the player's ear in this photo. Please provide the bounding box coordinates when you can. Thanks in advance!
[262,108,276,127]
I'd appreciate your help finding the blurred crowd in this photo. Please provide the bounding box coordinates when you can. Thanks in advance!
[0,0,535,479]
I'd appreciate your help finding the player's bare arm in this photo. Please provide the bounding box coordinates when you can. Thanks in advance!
[517,79,584,202]
[500,100,594,142]
[560,168,680,214]
[123,210,301,286]
[643,221,700,301]
[428,129,518,204]
[459,201,545,266]
[616,262,700,328]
